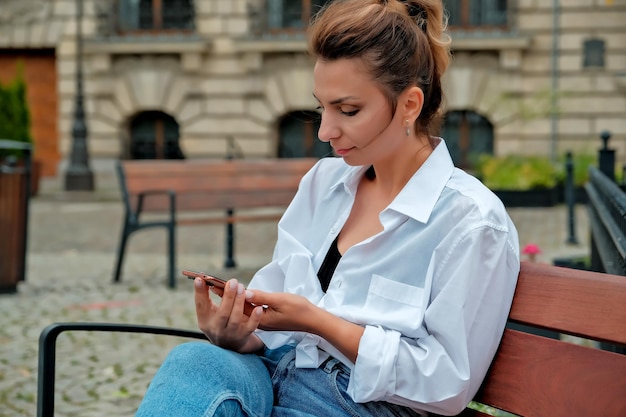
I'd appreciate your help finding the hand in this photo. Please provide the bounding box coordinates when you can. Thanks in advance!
[244,289,316,333]
[246,289,365,363]
[194,278,264,352]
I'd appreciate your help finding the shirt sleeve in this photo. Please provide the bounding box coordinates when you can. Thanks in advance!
[248,161,327,348]
[347,221,520,416]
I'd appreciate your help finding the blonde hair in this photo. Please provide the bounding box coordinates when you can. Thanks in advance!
[309,0,451,136]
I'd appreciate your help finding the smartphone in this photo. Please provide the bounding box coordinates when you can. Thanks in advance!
[182,270,227,289]
[182,269,265,315]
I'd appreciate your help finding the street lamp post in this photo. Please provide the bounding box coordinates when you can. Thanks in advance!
[65,0,94,191]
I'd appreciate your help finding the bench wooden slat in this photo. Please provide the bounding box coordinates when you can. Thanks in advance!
[177,213,283,226]
[509,262,626,345]
[125,174,307,194]
[122,158,316,174]
[130,190,302,212]
[121,158,317,212]
[473,329,626,416]
[122,158,317,191]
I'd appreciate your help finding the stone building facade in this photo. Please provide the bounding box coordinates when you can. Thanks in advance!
[0,0,625,179]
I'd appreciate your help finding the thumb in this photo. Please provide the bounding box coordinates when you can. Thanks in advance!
[245,288,274,307]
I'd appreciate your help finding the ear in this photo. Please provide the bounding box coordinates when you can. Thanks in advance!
[401,86,424,122]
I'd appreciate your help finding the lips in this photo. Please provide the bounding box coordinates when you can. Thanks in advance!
[334,147,354,156]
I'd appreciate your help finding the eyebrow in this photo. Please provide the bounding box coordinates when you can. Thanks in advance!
[312,93,360,105]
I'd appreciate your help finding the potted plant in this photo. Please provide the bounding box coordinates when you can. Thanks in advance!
[0,69,40,195]
[475,154,560,207]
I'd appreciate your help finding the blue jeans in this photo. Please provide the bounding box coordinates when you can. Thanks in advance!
[135,342,421,417]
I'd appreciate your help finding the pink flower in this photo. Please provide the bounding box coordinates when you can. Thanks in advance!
[522,244,542,255]
[522,244,542,262]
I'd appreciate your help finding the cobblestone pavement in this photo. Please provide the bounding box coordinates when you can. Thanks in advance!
[0,176,590,417]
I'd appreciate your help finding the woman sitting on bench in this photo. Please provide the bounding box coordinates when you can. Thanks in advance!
[136,1,520,416]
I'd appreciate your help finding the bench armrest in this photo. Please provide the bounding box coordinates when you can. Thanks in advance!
[136,189,176,217]
[37,322,205,417]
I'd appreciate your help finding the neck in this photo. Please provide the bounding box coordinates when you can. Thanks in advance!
[368,136,433,198]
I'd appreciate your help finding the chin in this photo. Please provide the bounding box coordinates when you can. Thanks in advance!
[340,154,368,167]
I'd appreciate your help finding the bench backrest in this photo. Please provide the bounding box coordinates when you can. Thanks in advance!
[462,262,626,416]
[117,158,318,212]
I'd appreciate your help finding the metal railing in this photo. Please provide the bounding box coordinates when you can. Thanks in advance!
[584,132,626,276]
[585,167,626,276]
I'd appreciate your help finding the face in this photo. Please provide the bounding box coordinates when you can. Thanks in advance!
[313,58,408,166]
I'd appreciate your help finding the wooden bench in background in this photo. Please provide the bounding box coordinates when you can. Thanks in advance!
[37,262,626,416]
[460,261,626,416]
[114,158,318,288]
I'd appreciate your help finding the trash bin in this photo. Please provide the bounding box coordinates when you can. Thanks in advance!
[0,139,32,293]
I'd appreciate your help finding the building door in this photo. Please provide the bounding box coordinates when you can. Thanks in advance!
[0,49,59,176]
[441,110,494,169]
[129,111,184,159]
[278,111,331,158]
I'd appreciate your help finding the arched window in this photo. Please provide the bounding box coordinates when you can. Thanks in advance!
[128,111,184,160]
[441,110,493,169]
[278,111,331,158]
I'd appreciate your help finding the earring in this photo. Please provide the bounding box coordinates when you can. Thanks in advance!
[405,120,411,137]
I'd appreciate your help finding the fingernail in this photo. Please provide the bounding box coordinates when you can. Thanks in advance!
[237,283,244,295]
[229,279,238,290]
[245,290,254,299]
[195,278,203,288]
[256,307,263,316]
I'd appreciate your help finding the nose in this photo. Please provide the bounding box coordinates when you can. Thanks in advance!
[317,112,340,143]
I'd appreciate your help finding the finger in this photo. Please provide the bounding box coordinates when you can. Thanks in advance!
[242,301,255,316]
[215,279,239,318]
[210,286,225,299]
[245,289,275,308]
[245,306,265,332]
[194,278,215,326]
[230,282,248,319]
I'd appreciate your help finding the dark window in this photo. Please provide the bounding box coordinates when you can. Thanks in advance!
[583,38,606,68]
[117,0,194,33]
[441,110,493,169]
[444,0,507,29]
[129,111,184,160]
[278,111,331,158]
[266,0,329,31]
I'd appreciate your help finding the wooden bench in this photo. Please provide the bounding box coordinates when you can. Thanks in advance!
[36,262,626,416]
[114,158,318,288]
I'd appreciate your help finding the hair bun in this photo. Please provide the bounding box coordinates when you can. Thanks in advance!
[400,0,427,31]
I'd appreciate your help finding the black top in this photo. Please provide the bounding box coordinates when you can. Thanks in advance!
[317,236,342,292]
[317,167,374,291]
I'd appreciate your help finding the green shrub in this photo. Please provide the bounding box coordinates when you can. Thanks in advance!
[559,152,596,187]
[475,154,559,190]
[0,65,33,159]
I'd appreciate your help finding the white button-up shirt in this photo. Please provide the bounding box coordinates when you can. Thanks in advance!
[248,138,520,415]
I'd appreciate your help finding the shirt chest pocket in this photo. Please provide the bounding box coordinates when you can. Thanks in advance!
[364,274,426,335]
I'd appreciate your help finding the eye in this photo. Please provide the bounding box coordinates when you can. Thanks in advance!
[341,109,359,117]
[315,105,324,114]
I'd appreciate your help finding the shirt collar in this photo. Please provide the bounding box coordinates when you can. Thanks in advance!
[330,164,369,197]
[330,138,454,223]
[389,137,454,223]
